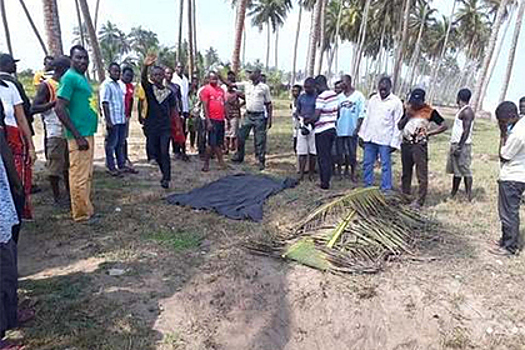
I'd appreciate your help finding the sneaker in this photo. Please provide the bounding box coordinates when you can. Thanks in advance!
[160,180,170,189]
[121,166,139,174]
[488,246,514,256]
[231,156,243,163]
[106,169,123,177]
[259,163,266,171]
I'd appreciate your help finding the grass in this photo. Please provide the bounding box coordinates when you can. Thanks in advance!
[12,102,525,349]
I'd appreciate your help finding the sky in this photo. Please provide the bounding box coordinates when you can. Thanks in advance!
[0,0,523,111]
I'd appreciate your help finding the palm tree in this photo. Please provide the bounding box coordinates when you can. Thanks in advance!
[232,0,250,73]
[471,0,510,111]
[393,0,412,90]
[0,0,13,56]
[307,0,323,75]
[249,0,291,71]
[178,0,184,61]
[188,0,195,74]
[499,0,524,102]
[128,27,159,62]
[42,0,63,56]
[99,21,130,65]
[353,0,372,81]
[77,0,105,82]
[291,0,304,84]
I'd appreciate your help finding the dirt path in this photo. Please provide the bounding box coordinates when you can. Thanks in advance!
[13,111,525,350]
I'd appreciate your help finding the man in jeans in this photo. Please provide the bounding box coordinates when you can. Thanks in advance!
[311,75,338,190]
[398,88,447,208]
[231,68,272,170]
[359,77,403,192]
[490,101,525,256]
[100,63,127,176]
[55,45,98,222]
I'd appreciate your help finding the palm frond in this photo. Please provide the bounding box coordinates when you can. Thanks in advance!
[246,187,439,274]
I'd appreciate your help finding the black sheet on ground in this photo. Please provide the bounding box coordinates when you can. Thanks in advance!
[166,174,298,222]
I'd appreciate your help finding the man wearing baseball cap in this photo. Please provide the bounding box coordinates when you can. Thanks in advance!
[0,54,33,134]
[398,88,447,208]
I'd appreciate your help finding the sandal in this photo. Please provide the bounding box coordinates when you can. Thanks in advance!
[18,308,35,324]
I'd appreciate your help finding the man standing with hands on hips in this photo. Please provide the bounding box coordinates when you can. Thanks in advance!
[231,68,272,171]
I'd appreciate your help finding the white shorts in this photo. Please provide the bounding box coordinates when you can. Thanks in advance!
[296,131,316,155]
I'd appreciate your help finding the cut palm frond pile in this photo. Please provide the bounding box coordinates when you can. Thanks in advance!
[247,187,438,274]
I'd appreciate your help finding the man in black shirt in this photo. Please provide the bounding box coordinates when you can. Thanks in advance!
[398,88,448,208]
[141,54,178,189]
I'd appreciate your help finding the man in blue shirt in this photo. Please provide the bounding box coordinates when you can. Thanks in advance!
[336,75,366,182]
[294,78,317,181]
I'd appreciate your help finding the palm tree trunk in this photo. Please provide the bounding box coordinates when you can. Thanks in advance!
[94,0,101,30]
[77,0,105,82]
[242,18,247,66]
[291,2,303,85]
[472,0,510,111]
[18,0,48,55]
[429,0,457,102]
[275,27,279,71]
[232,0,247,73]
[393,0,411,90]
[307,0,323,76]
[192,0,197,64]
[42,0,63,56]
[405,4,428,92]
[266,21,271,71]
[328,1,343,80]
[178,0,184,62]
[0,0,13,56]
[479,5,514,107]
[305,7,315,75]
[500,0,524,102]
[74,0,85,47]
[353,0,372,81]
[187,0,194,75]
[316,0,326,75]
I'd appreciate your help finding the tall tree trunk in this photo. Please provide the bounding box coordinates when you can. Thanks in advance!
[192,0,197,64]
[291,2,303,85]
[307,0,323,76]
[393,0,411,90]
[328,0,344,81]
[353,0,372,81]
[265,21,270,71]
[19,0,48,55]
[77,0,105,82]
[429,0,457,102]
[42,0,63,56]
[94,0,101,30]
[74,0,85,47]
[500,0,524,102]
[242,18,246,66]
[275,27,279,71]
[405,4,428,92]
[472,0,509,111]
[305,7,315,75]
[232,0,248,73]
[187,0,194,75]
[178,0,184,62]
[480,5,514,107]
[0,0,13,56]
[316,0,326,75]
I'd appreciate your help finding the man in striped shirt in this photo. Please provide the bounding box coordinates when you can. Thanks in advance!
[310,75,338,190]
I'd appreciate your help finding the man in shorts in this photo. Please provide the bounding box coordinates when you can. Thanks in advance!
[31,56,71,204]
[294,78,317,181]
[225,84,244,154]
[447,89,475,201]
[201,72,227,172]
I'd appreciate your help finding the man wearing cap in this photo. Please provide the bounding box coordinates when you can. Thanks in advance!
[398,88,447,208]
[231,68,272,170]
[0,54,33,134]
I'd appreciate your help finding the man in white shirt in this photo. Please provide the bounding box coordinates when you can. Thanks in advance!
[359,76,403,191]
[172,62,190,158]
[231,68,272,170]
[490,101,525,256]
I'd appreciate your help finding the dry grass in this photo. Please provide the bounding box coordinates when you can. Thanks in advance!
[9,103,525,349]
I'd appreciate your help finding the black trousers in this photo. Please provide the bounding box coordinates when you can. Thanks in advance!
[147,130,171,182]
[196,117,207,157]
[401,142,428,206]
[498,181,525,253]
[315,128,336,188]
[0,238,18,338]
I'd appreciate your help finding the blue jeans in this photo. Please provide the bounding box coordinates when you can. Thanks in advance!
[363,142,392,191]
[105,123,126,171]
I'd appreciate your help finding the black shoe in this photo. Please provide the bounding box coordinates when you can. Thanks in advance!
[160,180,170,189]
[231,156,243,163]
[30,185,42,194]
[259,163,266,171]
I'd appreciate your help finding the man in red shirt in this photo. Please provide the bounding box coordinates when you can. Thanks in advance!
[120,66,138,172]
[200,71,226,172]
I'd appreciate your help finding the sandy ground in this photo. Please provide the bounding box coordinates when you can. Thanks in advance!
[12,106,525,350]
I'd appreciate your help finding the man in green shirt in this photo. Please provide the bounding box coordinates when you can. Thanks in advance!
[55,45,98,222]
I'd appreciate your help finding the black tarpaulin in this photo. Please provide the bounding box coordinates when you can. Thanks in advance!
[166,174,297,222]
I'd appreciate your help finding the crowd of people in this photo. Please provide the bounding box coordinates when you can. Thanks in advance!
[1,43,525,348]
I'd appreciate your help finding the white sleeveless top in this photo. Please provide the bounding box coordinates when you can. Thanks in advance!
[450,105,473,144]
[41,79,64,139]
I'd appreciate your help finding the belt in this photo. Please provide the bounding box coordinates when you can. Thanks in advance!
[246,111,265,114]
